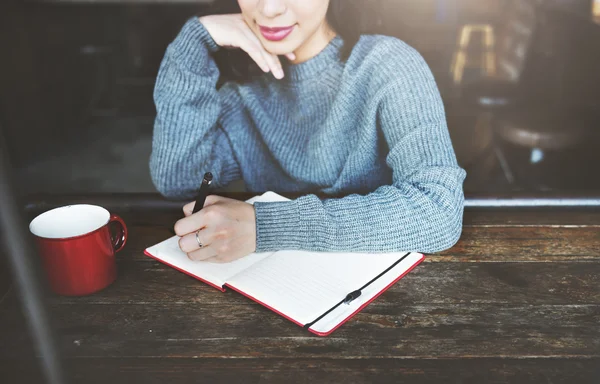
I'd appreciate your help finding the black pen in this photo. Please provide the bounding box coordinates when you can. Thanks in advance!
[192,172,213,214]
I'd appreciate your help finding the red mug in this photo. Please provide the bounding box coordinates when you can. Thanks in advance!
[29,204,128,296]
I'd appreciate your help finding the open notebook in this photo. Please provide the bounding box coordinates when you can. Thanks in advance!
[144,191,424,336]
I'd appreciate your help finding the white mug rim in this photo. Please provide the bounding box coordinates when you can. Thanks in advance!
[29,204,111,240]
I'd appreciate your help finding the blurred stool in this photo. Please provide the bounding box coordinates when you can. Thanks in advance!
[492,107,592,189]
[446,0,599,191]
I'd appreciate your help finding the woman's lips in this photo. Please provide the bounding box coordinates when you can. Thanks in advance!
[259,24,295,41]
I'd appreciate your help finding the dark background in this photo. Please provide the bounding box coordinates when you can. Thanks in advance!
[2,0,600,196]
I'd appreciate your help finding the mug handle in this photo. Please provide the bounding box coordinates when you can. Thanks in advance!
[108,214,128,253]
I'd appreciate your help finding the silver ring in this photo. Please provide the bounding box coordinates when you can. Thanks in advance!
[195,230,203,248]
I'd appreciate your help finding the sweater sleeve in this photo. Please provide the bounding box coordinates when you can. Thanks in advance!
[253,45,466,254]
[150,17,242,199]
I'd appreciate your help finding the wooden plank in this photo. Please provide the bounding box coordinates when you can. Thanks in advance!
[120,224,600,263]
[121,209,600,230]
[1,357,599,384]
[462,209,600,227]
[23,194,600,227]
[1,302,598,358]
[2,261,597,307]
[122,210,600,231]
[14,218,597,265]
[437,227,600,262]
[121,225,175,258]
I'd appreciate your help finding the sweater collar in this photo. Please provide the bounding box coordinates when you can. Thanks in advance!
[281,35,344,82]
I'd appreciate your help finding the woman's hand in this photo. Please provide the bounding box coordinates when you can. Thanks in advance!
[199,14,295,79]
[175,195,257,263]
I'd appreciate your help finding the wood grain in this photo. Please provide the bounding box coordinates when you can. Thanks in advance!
[437,226,600,262]
[120,224,600,263]
[23,194,600,226]
[104,208,600,264]
[1,357,599,384]
[2,261,597,307]
[2,301,598,358]
[462,209,600,226]
[2,208,599,382]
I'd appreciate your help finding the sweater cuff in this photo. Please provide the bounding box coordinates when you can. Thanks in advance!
[170,17,220,72]
[254,200,302,252]
[254,195,331,252]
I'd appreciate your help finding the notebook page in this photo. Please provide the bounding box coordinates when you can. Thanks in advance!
[145,235,275,288]
[226,250,413,325]
[308,252,424,335]
[144,191,287,289]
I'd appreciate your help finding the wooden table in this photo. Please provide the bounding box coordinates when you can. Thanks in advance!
[1,193,599,383]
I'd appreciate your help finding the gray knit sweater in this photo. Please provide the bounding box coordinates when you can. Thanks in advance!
[150,17,466,254]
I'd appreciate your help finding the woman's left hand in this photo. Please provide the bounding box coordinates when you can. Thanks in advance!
[175,195,257,263]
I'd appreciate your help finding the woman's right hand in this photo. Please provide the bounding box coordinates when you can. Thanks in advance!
[199,14,295,80]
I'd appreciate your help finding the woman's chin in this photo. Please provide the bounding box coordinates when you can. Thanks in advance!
[262,40,299,57]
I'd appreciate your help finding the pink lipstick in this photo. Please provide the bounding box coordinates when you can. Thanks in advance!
[259,24,295,41]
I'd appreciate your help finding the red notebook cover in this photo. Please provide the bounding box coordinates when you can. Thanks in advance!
[144,190,424,336]
[225,253,424,336]
[144,247,424,336]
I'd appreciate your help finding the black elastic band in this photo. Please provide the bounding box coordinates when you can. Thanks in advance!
[303,252,411,330]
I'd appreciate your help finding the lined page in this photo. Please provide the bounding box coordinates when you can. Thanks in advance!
[226,250,411,325]
[145,236,275,288]
[144,191,285,289]
[308,252,424,335]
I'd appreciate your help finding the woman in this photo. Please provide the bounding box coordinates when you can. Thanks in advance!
[150,0,466,263]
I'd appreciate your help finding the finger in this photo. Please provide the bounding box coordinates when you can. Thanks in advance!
[183,195,222,216]
[241,28,283,79]
[238,37,270,73]
[183,201,194,216]
[267,53,284,79]
[285,52,296,61]
[178,226,216,253]
[202,194,227,207]
[187,245,218,262]
[174,208,211,236]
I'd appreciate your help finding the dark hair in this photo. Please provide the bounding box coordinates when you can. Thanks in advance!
[208,0,368,85]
